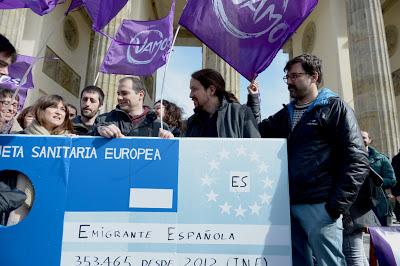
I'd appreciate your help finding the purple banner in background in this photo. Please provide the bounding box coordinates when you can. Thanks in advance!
[0,0,64,16]
[179,0,318,81]
[0,55,35,108]
[67,0,128,31]
[369,227,400,266]
[99,0,175,76]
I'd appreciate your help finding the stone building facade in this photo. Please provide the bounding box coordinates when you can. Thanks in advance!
[285,0,400,156]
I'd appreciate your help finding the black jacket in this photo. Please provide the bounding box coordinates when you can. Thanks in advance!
[185,98,260,138]
[391,151,400,196]
[71,115,93,136]
[0,182,26,226]
[93,106,168,137]
[258,89,369,218]
[343,168,382,235]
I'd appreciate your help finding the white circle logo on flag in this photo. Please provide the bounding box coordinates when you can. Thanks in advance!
[127,30,171,65]
[212,0,290,43]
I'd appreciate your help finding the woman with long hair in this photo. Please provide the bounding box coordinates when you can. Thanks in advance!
[154,99,183,137]
[16,106,34,130]
[24,95,74,135]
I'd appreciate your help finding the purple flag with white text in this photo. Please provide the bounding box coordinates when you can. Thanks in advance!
[369,227,400,266]
[67,0,128,31]
[179,0,318,81]
[0,55,35,108]
[99,0,175,76]
[0,0,64,16]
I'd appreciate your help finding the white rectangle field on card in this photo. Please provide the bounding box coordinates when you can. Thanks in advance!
[129,188,173,208]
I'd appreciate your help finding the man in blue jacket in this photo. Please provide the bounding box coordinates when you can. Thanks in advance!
[248,54,369,266]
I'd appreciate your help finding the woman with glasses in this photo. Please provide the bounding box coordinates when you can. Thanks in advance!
[0,88,19,134]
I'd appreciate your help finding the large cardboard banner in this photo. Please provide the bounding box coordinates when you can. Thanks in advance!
[0,136,291,266]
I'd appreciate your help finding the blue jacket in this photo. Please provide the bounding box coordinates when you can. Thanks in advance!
[368,147,396,189]
[368,146,397,217]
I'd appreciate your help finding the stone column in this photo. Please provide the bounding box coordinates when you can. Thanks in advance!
[0,9,27,50]
[202,45,240,100]
[86,20,125,113]
[85,5,132,113]
[346,0,400,156]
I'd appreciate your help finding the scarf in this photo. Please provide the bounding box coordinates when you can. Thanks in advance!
[130,107,149,125]
[24,120,70,135]
[24,121,51,135]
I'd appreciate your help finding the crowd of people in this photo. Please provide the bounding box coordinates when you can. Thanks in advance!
[1,32,400,265]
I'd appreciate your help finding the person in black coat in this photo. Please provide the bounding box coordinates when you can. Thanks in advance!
[185,69,260,138]
[248,54,369,266]
[0,181,26,226]
[392,151,400,223]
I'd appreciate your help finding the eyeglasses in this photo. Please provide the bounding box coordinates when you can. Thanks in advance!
[0,100,19,109]
[283,72,308,83]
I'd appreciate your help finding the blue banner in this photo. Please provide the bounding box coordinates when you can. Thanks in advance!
[0,136,291,266]
[0,135,71,266]
[66,137,179,212]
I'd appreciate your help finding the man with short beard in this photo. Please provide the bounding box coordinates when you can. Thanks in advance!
[185,68,260,138]
[71,86,104,135]
[248,54,369,266]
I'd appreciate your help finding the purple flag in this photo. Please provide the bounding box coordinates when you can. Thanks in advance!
[179,0,318,81]
[67,0,128,31]
[369,227,400,266]
[0,0,25,9]
[65,0,82,13]
[99,1,175,76]
[0,0,64,16]
[0,55,35,108]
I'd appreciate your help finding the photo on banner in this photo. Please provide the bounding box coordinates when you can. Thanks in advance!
[0,170,35,227]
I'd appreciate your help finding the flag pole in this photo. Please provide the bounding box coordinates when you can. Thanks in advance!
[160,25,181,130]
[94,72,100,86]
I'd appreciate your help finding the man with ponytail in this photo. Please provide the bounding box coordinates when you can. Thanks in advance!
[184,68,260,138]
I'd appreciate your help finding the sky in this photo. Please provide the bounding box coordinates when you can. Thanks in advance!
[156,47,289,119]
